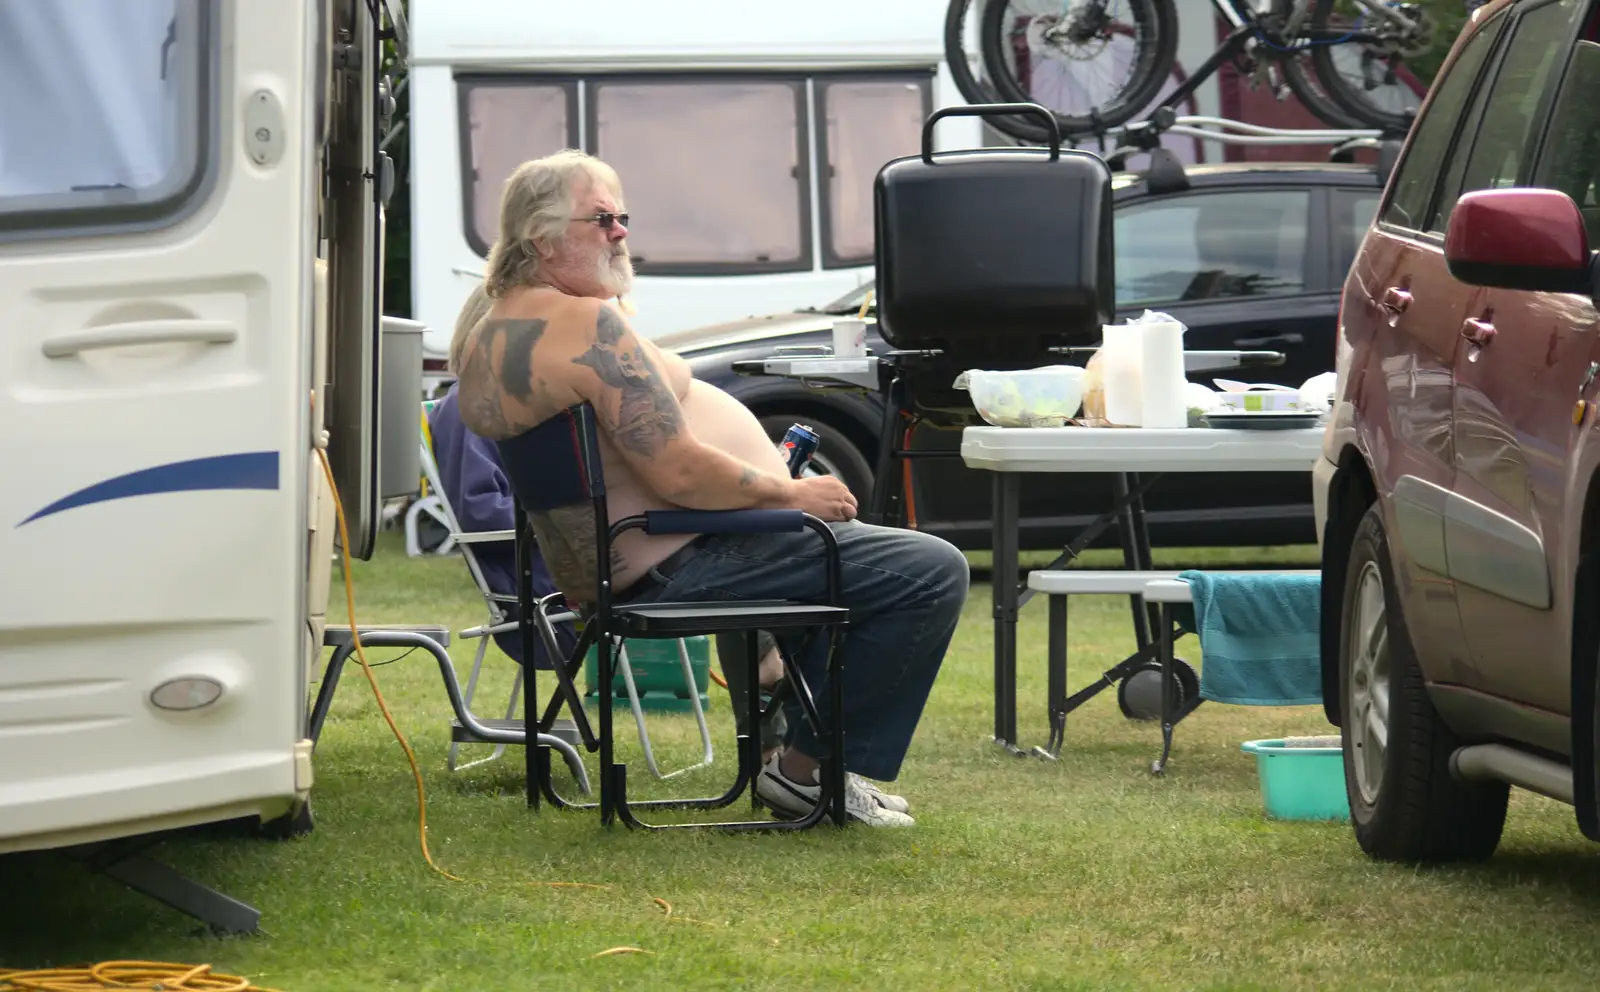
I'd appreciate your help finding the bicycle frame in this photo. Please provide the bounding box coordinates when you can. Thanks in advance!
[1120,0,1404,135]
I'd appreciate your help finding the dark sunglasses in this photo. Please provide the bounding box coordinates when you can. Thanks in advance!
[575,212,629,229]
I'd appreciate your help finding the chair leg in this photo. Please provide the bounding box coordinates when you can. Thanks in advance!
[825,626,847,827]
[610,624,846,833]
[598,628,617,826]
[746,630,763,812]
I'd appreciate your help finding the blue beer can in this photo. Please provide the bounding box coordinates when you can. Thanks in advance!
[781,423,821,478]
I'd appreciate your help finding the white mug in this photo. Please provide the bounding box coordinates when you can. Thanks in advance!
[831,318,867,358]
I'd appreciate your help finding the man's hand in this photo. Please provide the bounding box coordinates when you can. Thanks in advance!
[785,475,858,522]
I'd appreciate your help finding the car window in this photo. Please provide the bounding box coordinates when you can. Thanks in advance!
[1113,190,1311,308]
[1383,11,1507,231]
[1433,0,1583,230]
[1534,39,1600,245]
[1335,189,1382,277]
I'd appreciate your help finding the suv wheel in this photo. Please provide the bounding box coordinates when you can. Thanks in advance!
[1340,503,1509,862]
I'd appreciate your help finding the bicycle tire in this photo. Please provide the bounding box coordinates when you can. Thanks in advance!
[943,0,1060,144]
[1278,43,1371,129]
[979,0,1180,137]
[1305,0,1425,131]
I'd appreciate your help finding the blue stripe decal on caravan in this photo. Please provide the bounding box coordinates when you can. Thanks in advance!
[18,451,280,526]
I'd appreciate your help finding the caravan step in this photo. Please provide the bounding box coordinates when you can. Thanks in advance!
[324,624,451,648]
[450,717,583,749]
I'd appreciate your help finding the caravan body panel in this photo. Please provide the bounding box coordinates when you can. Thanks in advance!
[0,0,315,852]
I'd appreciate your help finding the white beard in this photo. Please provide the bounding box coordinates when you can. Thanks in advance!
[596,245,634,299]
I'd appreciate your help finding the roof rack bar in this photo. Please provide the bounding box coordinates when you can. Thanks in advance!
[1167,125,1381,147]
[1168,115,1384,143]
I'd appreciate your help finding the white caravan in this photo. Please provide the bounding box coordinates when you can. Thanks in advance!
[0,0,397,907]
[404,0,1233,363]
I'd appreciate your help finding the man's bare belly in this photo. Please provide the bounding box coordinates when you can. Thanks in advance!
[564,379,790,599]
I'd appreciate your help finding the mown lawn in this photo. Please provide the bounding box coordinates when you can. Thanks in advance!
[3,534,1598,991]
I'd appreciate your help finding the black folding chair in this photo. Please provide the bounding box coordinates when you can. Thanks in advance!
[495,402,852,831]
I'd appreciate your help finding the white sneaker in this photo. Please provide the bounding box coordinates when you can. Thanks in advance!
[755,754,915,827]
[850,774,911,815]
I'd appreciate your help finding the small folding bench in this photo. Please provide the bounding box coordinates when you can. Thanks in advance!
[1144,570,1323,775]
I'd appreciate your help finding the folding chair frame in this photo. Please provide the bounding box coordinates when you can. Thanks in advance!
[498,403,852,832]
[418,406,713,781]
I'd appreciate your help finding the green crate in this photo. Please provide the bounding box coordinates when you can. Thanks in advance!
[584,635,712,712]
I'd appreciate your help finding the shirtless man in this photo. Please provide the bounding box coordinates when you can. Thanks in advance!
[455,150,970,827]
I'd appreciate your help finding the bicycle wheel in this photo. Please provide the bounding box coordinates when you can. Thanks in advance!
[979,0,1180,137]
[1303,0,1433,131]
[1279,45,1372,129]
[944,0,1061,144]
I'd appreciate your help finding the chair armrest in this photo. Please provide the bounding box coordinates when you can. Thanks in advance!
[453,530,516,545]
[640,509,804,535]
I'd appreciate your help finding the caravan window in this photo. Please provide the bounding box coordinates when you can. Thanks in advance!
[454,69,933,274]
[0,0,214,240]
[457,79,577,255]
[590,79,810,273]
[817,76,931,267]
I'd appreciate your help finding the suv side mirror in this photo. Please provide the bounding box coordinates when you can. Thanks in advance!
[1445,188,1593,294]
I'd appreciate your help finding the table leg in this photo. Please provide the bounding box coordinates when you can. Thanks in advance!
[1152,601,1176,776]
[1113,473,1152,651]
[992,472,1023,754]
[866,378,905,527]
[1125,472,1164,641]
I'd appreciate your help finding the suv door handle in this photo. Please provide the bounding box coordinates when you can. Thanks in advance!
[1380,287,1413,313]
[1461,318,1497,346]
[1234,332,1305,349]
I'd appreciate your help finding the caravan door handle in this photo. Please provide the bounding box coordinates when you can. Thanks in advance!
[41,319,239,358]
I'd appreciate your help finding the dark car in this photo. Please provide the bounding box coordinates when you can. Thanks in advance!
[661,160,1385,551]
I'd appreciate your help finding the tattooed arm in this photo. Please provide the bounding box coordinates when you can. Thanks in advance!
[567,301,794,510]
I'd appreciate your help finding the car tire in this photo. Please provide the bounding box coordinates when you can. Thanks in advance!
[758,415,875,504]
[1340,503,1509,862]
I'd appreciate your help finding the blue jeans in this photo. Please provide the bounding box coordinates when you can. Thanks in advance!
[624,521,970,782]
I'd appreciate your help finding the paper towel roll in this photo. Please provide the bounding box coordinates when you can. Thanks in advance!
[1139,320,1188,429]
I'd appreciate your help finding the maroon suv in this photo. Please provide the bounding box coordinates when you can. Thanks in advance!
[1314,0,1600,861]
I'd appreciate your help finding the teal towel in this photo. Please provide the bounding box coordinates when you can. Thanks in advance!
[1172,569,1322,706]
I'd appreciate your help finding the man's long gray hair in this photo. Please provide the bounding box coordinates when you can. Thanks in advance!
[483,149,625,299]
[446,282,493,375]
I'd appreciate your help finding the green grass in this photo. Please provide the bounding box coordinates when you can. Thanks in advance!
[4,533,1599,991]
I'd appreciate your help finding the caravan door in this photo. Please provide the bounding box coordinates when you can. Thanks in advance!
[0,0,316,851]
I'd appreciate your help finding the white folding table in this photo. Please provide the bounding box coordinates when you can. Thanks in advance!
[959,425,1326,760]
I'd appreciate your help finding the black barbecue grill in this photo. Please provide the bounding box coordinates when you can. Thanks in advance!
[861,103,1115,520]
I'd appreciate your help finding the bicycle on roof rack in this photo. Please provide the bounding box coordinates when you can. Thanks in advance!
[943,0,1438,143]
